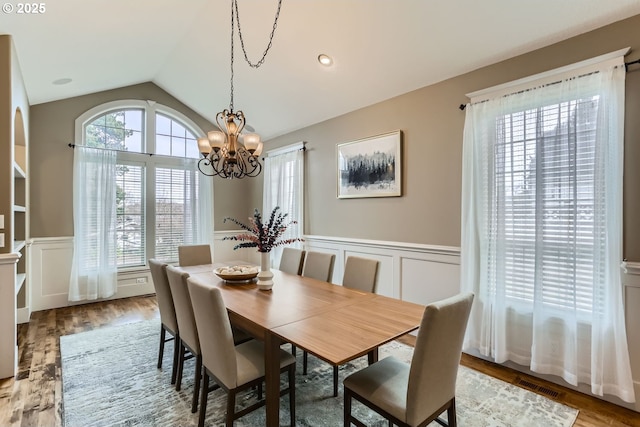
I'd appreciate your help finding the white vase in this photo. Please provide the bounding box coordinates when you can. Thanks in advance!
[257,251,274,291]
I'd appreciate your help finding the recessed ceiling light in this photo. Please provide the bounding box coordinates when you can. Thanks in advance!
[318,54,333,66]
[53,78,72,85]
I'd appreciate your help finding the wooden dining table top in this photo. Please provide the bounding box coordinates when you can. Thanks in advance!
[180,264,381,330]
[178,262,425,426]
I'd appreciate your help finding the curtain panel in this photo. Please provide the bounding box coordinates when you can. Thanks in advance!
[69,146,118,301]
[263,143,305,267]
[461,63,635,402]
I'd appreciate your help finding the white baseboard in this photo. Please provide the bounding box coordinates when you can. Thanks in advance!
[16,307,30,325]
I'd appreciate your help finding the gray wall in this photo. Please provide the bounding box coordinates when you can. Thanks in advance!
[29,82,254,237]
[264,14,640,261]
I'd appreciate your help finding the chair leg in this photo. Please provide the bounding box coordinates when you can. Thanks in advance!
[198,372,209,427]
[288,365,296,426]
[333,365,339,397]
[192,354,202,413]
[157,326,166,369]
[303,350,308,375]
[176,341,185,391]
[447,398,457,427]
[226,389,237,427]
[257,382,263,401]
[170,333,180,385]
[344,388,351,427]
[291,344,297,356]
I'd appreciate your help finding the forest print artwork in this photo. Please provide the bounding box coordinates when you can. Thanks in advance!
[337,131,402,198]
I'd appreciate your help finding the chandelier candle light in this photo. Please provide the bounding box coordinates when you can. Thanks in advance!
[223,207,303,290]
[197,0,284,179]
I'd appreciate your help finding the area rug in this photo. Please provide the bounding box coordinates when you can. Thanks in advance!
[60,320,578,427]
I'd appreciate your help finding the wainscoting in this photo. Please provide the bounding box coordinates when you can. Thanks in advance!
[26,234,639,412]
[302,235,461,305]
[27,233,254,314]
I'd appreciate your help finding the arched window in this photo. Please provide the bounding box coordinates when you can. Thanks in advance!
[74,100,213,268]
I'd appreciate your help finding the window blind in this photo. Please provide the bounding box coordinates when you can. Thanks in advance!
[115,163,145,267]
[155,166,200,262]
[492,97,600,313]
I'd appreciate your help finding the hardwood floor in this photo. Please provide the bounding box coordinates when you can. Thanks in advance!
[0,295,638,426]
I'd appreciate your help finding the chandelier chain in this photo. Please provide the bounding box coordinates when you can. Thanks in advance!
[229,0,236,111]
[233,0,283,69]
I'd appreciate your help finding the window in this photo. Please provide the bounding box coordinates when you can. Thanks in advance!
[460,49,635,403]
[494,98,599,313]
[77,101,213,268]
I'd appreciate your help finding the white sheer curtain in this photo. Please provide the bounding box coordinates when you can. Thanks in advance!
[263,143,304,266]
[196,167,215,254]
[461,61,635,402]
[69,146,118,301]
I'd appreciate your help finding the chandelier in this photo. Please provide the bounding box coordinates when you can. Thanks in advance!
[197,0,283,179]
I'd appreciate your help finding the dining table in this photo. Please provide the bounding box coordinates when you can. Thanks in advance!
[178,262,426,427]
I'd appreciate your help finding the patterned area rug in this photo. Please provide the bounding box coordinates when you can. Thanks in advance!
[60,320,578,427]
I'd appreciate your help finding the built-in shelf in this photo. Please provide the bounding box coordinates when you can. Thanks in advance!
[13,240,25,252]
[15,273,26,295]
[13,205,25,212]
[13,162,25,179]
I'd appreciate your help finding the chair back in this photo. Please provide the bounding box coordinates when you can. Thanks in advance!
[149,259,178,334]
[187,276,239,389]
[279,248,305,275]
[166,265,200,354]
[342,256,379,292]
[178,244,212,266]
[301,251,335,282]
[406,292,474,425]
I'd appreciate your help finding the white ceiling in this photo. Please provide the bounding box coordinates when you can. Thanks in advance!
[2,0,640,139]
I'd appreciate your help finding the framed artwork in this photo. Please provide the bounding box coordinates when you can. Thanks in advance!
[337,130,402,199]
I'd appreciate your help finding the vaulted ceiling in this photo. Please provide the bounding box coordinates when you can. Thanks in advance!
[3,0,640,139]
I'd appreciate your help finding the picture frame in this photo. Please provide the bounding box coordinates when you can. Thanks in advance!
[337,130,402,199]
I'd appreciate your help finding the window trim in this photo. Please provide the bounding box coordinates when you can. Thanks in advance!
[75,100,205,149]
[466,47,629,104]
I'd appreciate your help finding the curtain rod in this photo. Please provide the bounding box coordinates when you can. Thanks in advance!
[69,143,306,153]
[67,143,300,160]
[459,58,640,111]
[68,143,155,157]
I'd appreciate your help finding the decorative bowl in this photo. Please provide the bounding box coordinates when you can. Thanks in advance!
[214,265,259,282]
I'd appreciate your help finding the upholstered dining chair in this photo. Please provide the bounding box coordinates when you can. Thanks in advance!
[148,259,180,385]
[279,247,306,356]
[187,276,296,427]
[301,251,335,282]
[178,244,212,267]
[302,256,380,396]
[299,251,336,368]
[279,247,305,275]
[166,265,254,413]
[342,256,379,292]
[165,265,204,414]
[343,292,474,427]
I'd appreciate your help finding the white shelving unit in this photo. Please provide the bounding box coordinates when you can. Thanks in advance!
[1,107,29,379]
[13,144,29,325]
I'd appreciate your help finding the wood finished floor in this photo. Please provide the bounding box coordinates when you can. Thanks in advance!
[0,295,638,426]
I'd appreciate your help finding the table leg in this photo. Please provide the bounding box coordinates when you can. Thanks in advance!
[265,332,282,427]
[367,348,379,365]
